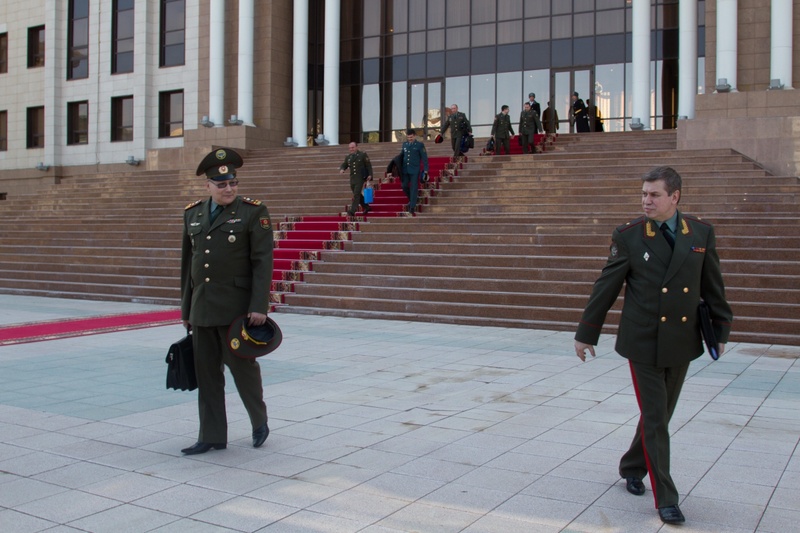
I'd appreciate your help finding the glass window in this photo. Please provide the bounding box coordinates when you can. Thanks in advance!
[524,18,550,42]
[428,29,445,51]
[392,55,408,81]
[67,101,89,145]
[364,37,380,58]
[392,33,408,55]
[427,51,445,77]
[160,0,185,67]
[28,26,46,68]
[552,2,572,15]
[498,0,523,21]
[597,0,626,8]
[363,1,380,36]
[391,81,407,131]
[445,75,470,117]
[596,10,624,35]
[112,0,135,74]
[447,27,470,49]
[496,71,522,116]
[471,23,496,47]
[697,56,706,95]
[596,34,626,64]
[445,49,470,76]
[552,15,572,39]
[363,58,379,83]
[159,90,183,138]
[0,110,7,151]
[409,0,426,31]
[524,69,550,112]
[497,43,523,72]
[27,106,45,148]
[391,0,408,33]
[575,13,594,37]
[525,0,550,18]
[409,32,426,54]
[409,53,426,79]
[472,1,495,24]
[0,33,8,74]
[68,0,89,79]
[470,74,495,135]
[428,0,445,29]
[498,21,523,44]
[361,84,380,132]
[446,0,470,27]
[551,39,572,68]
[523,41,551,70]
[575,0,595,13]
[111,96,133,141]
[471,46,495,75]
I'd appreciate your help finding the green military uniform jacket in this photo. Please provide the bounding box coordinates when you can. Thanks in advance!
[491,113,515,140]
[519,109,542,135]
[576,212,733,368]
[340,151,373,185]
[441,111,471,138]
[401,139,429,175]
[181,196,274,327]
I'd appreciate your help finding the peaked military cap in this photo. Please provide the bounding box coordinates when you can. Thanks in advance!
[196,147,244,180]
[528,92,535,97]
[227,314,283,359]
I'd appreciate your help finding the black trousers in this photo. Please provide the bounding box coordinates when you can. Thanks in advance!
[495,137,511,155]
[349,178,367,214]
[400,171,420,210]
[520,133,536,153]
[620,360,690,508]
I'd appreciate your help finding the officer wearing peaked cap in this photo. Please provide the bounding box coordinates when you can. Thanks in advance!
[180,147,274,455]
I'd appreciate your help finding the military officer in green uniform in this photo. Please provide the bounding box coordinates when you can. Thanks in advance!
[400,129,429,214]
[180,147,273,455]
[440,103,471,157]
[574,166,733,525]
[518,102,542,154]
[339,142,373,216]
[490,105,515,155]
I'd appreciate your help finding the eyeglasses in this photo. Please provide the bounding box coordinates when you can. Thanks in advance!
[208,179,239,189]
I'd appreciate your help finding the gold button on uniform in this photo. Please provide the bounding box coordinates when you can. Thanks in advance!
[204,278,210,282]
[206,235,212,240]
[681,317,688,322]
[204,264,209,268]
[661,316,667,322]
[662,287,668,293]
[205,249,210,254]
[683,287,689,293]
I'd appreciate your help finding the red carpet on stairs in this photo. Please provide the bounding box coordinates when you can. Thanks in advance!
[0,310,182,345]
[269,156,455,306]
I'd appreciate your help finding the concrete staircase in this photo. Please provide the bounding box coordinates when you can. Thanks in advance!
[0,130,797,345]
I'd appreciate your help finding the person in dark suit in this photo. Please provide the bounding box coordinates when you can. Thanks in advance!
[525,92,541,120]
[490,105,515,155]
[542,99,559,134]
[400,129,429,214]
[518,102,542,155]
[587,98,604,132]
[339,142,373,216]
[180,148,273,455]
[574,166,733,525]
[440,103,471,158]
[572,91,591,132]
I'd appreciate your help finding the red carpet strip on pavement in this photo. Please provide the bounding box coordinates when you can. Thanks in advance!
[0,309,182,346]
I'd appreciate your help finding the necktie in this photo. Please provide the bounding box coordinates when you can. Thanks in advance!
[660,222,675,250]
[210,204,223,223]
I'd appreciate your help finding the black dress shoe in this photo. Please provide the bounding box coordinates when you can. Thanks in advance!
[626,477,646,496]
[363,205,371,214]
[658,505,686,524]
[252,423,270,448]
[181,442,226,455]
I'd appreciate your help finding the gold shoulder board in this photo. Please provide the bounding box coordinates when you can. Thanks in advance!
[243,197,262,206]
[185,199,203,210]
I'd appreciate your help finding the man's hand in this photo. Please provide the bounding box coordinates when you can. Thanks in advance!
[182,320,191,331]
[248,312,267,326]
[575,341,596,362]
[339,169,345,174]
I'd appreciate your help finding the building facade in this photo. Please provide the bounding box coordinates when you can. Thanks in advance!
[0,0,798,180]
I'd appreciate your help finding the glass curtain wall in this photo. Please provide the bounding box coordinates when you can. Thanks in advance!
[333,0,705,143]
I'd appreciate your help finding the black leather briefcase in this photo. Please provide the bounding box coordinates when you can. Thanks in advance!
[166,332,197,391]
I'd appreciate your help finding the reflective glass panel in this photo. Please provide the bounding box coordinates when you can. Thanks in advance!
[446,0,470,26]
[596,10,624,35]
[524,69,550,113]
[497,71,522,115]
[498,21,522,44]
[472,1,495,23]
[595,63,625,130]
[445,75,470,116]
[552,15,572,39]
[363,1,380,36]
[524,18,550,41]
[428,0,445,28]
[362,84,380,132]
[392,81,408,131]
[574,13,594,37]
[498,0,523,20]
[525,0,550,17]
[472,23,496,47]
[409,32,426,54]
[410,0,427,31]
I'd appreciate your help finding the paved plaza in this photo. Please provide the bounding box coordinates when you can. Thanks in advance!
[0,295,798,532]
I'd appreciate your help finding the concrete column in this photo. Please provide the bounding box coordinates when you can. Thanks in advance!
[770,0,794,89]
[237,0,255,125]
[631,0,651,129]
[291,0,309,146]
[716,0,738,92]
[322,0,341,145]
[678,0,698,119]
[209,0,225,126]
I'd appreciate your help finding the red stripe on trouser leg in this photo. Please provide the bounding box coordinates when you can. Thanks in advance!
[627,360,660,508]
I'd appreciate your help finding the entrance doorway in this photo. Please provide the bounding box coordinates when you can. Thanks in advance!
[551,68,593,133]
[408,80,443,142]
